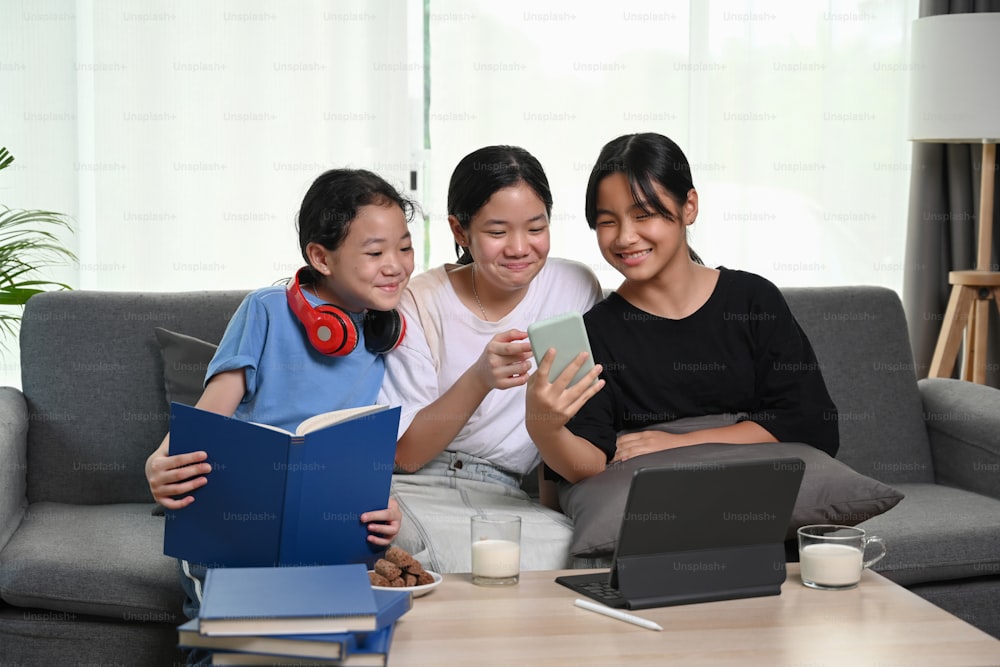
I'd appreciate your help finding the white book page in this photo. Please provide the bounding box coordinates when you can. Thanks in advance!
[295,404,390,436]
[247,421,294,436]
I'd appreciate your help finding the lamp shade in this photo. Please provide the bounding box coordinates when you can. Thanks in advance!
[908,13,1000,143]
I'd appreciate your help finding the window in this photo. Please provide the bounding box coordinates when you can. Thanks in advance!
[421,0,917,289]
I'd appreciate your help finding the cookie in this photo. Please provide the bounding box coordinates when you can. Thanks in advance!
[368,571,391,587]
[374,558,402,581]
[377,546,433,588]
[385,545,421,571]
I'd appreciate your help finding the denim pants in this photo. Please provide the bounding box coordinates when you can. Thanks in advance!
[178,559,211,666]
[390,450,580,574]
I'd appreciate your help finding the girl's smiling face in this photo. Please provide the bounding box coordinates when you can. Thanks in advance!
[308,202,414,313]
[593,172,697,282]
[450,181,551,295]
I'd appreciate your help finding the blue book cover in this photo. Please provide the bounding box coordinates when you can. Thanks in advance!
[343,622,397,667]
[163,403,399,568]
[198,563,382,636]
[207,623,396,666]
[370,589,412,630]
[177,618,355,659]
[177,590,408,661]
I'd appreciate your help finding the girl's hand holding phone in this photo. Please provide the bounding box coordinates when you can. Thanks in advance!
[526,348,605,432]
[472,329,534,390]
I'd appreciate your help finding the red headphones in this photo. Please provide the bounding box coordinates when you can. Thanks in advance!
[286,267,406,356]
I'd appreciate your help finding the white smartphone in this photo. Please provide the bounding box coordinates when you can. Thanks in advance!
[527,312,596,387]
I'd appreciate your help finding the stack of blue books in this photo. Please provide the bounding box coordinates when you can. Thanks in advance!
[177,563,411,666]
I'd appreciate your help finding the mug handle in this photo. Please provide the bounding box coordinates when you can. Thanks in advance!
[862,535,887,569]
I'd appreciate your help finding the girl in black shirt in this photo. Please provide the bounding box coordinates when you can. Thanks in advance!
[526,133,838,483]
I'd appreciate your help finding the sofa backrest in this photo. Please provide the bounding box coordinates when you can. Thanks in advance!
[19,285,935,504]
[782,286,934,484]
[20,290,249,504]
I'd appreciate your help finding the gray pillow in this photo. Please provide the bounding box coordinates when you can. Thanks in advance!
[620,412,748,435]
[153,327,218,407]
[558,441,904,558]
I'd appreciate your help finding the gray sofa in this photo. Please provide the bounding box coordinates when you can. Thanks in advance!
[1,285,999,666]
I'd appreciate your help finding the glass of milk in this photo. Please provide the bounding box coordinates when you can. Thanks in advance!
[797,524,887,590]
[471,514,521,586]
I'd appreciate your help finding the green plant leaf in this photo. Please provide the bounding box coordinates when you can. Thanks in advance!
[0,315,19,343]
[0,288,46,306]
[0,158,76,346]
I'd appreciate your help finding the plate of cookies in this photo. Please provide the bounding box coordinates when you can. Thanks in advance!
[369,546,442,598]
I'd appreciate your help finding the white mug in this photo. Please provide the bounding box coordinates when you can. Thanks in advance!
[797,524,886,590]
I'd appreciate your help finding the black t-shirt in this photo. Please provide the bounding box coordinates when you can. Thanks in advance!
[564,268,839,464]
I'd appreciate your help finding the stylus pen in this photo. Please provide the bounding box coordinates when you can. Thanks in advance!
[573,598,663,632]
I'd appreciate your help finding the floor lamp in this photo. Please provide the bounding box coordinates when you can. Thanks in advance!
[909,13,1000,384]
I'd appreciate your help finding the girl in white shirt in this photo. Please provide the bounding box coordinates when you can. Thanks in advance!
[380,145,603,573]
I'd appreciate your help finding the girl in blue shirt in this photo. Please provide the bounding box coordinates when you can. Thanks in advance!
[145,169,416,663]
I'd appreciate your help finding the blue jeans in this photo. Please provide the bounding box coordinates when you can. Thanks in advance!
[178,559,211,666]
[403,449,524,489]
[390,450,578,574]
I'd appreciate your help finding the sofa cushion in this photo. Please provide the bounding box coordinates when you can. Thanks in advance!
[782,287,935,485]
[0,604,184,667]
[558,442,904,558]
[154,328,218,407]
[859,483,1000,586]
[20,290,248,505]
[920,377,1000,501]
[0,502,183,620]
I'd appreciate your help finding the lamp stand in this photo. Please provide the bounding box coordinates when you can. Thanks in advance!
[928,142,1000,384]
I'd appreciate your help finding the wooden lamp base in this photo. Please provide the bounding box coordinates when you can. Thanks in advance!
[927,142,998,385]
[928,270,1000,383]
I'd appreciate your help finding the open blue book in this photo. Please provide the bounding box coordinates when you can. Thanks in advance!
[163,403,399,568]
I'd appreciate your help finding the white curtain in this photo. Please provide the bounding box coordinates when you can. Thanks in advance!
[423,0,918,289]
[1,0,916,386]
[3,0,416,294]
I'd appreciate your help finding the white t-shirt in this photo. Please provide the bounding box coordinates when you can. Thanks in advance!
[380,258,604,475]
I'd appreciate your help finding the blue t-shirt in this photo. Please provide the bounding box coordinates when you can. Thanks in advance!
[206,285,384,433]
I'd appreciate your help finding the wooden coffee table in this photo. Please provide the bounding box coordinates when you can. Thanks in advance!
[390,565,1000,665]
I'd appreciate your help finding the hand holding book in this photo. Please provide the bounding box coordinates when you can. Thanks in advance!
[164,403,400,568]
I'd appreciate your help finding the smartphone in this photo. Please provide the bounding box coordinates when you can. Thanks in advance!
[527,312,596,387]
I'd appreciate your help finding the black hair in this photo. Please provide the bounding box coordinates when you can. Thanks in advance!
[297,169,417,281]
[584,133,703,264]
[446,145,553,265]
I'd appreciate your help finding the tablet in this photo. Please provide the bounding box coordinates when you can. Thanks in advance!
[556,457,805,609]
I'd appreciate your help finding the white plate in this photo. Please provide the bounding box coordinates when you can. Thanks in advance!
[369,570,442,598]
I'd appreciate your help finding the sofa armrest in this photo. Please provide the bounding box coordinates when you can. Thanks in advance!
[920,377,1000,501]
[0,386,28,552]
